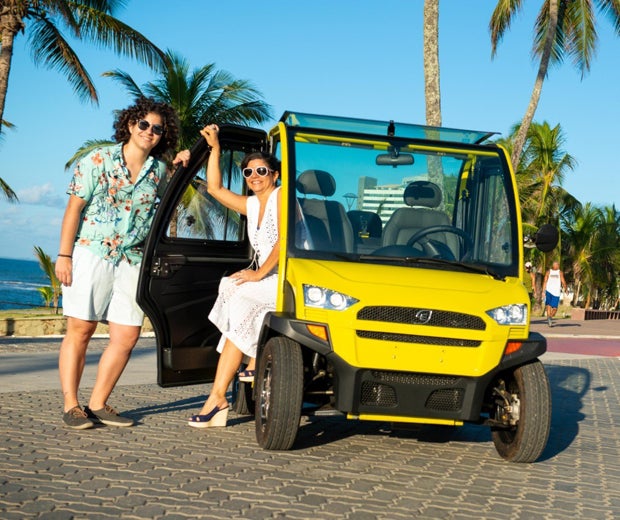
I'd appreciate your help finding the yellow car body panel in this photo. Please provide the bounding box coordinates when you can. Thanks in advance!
[286,257,530,378]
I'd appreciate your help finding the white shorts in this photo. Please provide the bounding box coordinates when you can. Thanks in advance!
[62,247,144,326]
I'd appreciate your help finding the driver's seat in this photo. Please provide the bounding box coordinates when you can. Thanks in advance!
[382,181,457,255]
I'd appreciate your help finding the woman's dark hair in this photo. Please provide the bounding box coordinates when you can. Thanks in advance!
[113,97,180,159]
[241,151,281,173]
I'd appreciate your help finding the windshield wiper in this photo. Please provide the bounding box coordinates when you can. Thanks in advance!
[359,255,506,281]
[449,261,506,280]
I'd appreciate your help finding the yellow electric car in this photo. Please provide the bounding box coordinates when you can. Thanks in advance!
[138,112,557,462]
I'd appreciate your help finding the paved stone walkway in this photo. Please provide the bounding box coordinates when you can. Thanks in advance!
[1,338,619,518]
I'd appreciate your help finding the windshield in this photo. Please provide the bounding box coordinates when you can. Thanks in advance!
[288,124,518,276]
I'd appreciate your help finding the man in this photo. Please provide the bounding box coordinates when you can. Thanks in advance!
[542,261,567,327]
[55,97,187,429]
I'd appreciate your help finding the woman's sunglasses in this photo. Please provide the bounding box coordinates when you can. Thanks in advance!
[242,167,273,178]
[137,119,164,136]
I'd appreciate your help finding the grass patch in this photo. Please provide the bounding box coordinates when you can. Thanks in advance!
[0,308,63,319]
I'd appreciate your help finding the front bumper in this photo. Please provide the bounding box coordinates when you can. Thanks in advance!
[263,314,547,423]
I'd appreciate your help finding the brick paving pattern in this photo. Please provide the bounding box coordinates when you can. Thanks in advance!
[1,354,619,519]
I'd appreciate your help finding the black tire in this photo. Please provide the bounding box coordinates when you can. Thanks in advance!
[231,377,255,416]
[491,360,551,463]
[255,336,304,450]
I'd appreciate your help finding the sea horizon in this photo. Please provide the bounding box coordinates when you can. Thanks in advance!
[0,257,53,311]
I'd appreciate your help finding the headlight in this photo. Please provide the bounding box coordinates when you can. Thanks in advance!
[303,285,358,311]
[486,304,528,325]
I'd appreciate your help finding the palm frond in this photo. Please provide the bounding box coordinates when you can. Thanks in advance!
[0,119,16,144]
[65,139,115,170]
[0,177,19,202]
[33,244,62,310]
[564,0,597,76]
[489,0,525,56]
[101,69,145,99]
[73,5,167,71]
[27,15,99,103]
[34,245,55,280]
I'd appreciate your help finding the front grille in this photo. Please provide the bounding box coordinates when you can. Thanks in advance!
[425,388,464,411]
[361,371,465,412]
[358,306,486,330]
[361,382,397,407]
[357,330,480,347]
[371,371,459,386]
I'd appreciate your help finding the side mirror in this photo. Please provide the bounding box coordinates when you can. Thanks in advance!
[524,224,559,253]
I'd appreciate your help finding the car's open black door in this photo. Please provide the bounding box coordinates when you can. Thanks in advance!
[137,125,268,387]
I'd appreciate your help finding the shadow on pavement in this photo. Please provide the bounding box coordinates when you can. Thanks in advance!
[539,364,591,461]
[124,390,255,426]
[125,395,208,420]
[288,364,594,461]
[291,415,492,452]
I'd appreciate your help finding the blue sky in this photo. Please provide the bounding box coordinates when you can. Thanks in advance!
[1,1,619,260]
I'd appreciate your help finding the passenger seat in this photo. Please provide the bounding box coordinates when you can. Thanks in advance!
[296,170,354,253]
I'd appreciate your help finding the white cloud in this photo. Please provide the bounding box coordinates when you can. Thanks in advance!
[16,183,66,208]
[0,205,62,260]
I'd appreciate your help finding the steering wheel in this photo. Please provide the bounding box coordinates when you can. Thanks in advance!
[406,225,473,260]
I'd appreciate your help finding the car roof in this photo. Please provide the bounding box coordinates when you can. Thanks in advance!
[280,111,496,145]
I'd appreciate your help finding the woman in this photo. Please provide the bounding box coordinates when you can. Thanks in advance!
[188,123,281,428]
[56,97,189,429]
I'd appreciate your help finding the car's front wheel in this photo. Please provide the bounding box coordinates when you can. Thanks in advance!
[490,360,551,463]
[255,336,303,450]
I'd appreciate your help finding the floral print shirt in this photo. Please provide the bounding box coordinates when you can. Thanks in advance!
[67,143,167,266]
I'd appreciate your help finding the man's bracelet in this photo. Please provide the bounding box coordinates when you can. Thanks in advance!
[57,253,72,259]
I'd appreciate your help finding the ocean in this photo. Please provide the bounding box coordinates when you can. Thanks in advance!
[0,257,51,311]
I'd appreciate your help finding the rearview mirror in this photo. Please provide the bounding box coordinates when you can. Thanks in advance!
[376,153,414,166]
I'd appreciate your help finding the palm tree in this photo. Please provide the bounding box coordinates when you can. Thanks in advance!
[518,121,578,231]
[562,203,599,307]
[65,50,272,167]
[66,50,272,239]
[589,204,620,309]
[105,49,272,147]
[504,121,578,308]
[489,0,620,168]
[0,0,167,134]
[562,203,620,310]
[33,246,62,313]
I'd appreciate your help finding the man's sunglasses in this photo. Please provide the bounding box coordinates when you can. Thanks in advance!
[242,167,273,178]
[137,119,164,136]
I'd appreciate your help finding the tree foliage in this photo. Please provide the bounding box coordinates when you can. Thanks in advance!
[490,0,620,167]
[511,121,620,310]
[33,245,62,313]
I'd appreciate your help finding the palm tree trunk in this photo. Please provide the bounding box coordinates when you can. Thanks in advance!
[0,3,25,134]
[510,0,559,168]
[423,0,441,127]
[423,0,444,191]
[574,280,581,308]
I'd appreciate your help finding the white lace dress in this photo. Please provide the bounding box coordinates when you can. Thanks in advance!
[208,187,280,358]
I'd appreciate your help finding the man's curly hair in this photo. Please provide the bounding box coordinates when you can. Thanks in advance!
[113,97,180,159]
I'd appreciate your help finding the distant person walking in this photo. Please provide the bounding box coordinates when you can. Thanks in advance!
[525,261,538,300]
[55,97,188,429]
[542,261,567,327]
